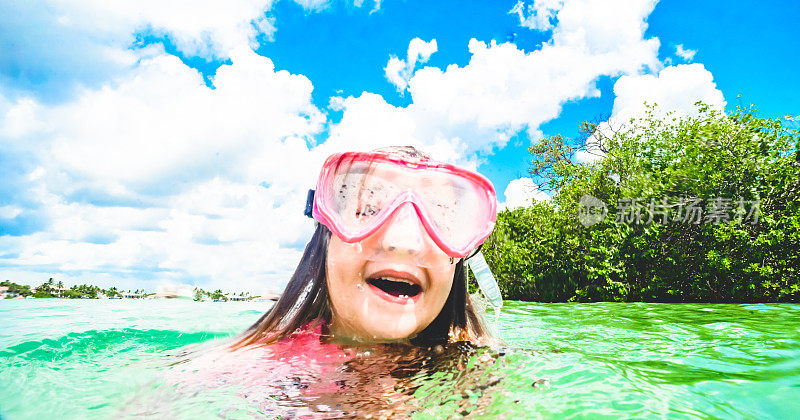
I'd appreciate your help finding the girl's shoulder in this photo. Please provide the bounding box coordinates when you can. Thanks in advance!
[168,319,353,389]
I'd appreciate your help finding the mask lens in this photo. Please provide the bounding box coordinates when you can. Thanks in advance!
[329,161,399,232]
[418,173,487,250]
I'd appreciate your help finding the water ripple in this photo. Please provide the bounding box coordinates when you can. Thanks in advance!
[0,300,798,418]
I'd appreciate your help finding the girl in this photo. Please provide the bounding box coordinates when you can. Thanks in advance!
[233,145,498,348]
[142,146,505,418]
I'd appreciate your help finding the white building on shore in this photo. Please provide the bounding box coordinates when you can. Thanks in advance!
[150,284,194,299]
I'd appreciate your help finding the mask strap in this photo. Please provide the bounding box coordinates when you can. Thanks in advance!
[465,244,483,260]
[304,189,315,218]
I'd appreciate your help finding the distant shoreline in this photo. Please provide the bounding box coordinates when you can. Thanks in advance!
[1,280,279,302]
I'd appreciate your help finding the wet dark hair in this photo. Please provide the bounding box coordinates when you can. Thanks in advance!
[231,146,491,349]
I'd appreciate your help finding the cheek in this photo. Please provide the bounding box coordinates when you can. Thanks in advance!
[424,265,457,314]
[327,235,369,277]
[325,238,367,313]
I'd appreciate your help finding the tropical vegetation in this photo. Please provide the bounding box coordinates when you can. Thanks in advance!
[482,103,800,302]
[0,278,131,299]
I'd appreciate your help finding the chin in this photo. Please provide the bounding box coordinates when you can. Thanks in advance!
[359,313,423,342]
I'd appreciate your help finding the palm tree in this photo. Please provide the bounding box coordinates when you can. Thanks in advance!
[57,280,64,289]
[40,279,52,294]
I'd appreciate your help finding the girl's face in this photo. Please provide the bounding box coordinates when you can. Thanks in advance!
[326,204,457,343]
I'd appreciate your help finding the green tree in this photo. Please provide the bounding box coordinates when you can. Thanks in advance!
[484,103,800,302]
[210,289,227,301]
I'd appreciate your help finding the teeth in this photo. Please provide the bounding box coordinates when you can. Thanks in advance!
[380,276,415,285]
[399,294,408,299]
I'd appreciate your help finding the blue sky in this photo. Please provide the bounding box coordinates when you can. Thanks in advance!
[0,0,798,292]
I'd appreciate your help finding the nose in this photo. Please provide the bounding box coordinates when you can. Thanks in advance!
[378,202,426,256]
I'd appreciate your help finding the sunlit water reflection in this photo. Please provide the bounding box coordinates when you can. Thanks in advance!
[1,300,798,418]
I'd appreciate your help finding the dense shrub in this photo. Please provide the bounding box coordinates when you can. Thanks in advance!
[482,104,800,302]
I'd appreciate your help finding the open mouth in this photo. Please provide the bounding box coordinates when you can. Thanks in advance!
[366,277,422,299]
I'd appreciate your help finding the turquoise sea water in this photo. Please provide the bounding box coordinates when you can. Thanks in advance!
[1,299,798,418]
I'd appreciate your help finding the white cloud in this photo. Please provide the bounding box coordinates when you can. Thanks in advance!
[319,92,471,166]
[1,0,723,294]
[2,0,391,101]
[62,0,279,58]
[353,0,383,13]
[31,47,322,192]
[509,0,565,31]
[0,0,386,292]
[1,98,43,139]
[5,176,315,291]
[294,0,383,13]
[385,58,409,91]
[384,38,438,93]
[0,206,23,219]
[501,177,550,210]
[2,0,278,68]
[0,47,324,292]
[321,93,418,150]
[328,95,346,111]
[575,63,726,163]
[292,0,331,12]
[0,0,285,105]
[609,63,725,123]
[348,0,661,157]
[675,44,697,62]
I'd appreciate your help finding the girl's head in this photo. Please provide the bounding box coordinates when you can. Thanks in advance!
[234,146,497,348]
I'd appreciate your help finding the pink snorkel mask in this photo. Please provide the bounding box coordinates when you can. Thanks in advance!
[306,151,498,258]
[304,151,504,310]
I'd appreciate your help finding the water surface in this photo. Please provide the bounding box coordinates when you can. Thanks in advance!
[1,299,798,418]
